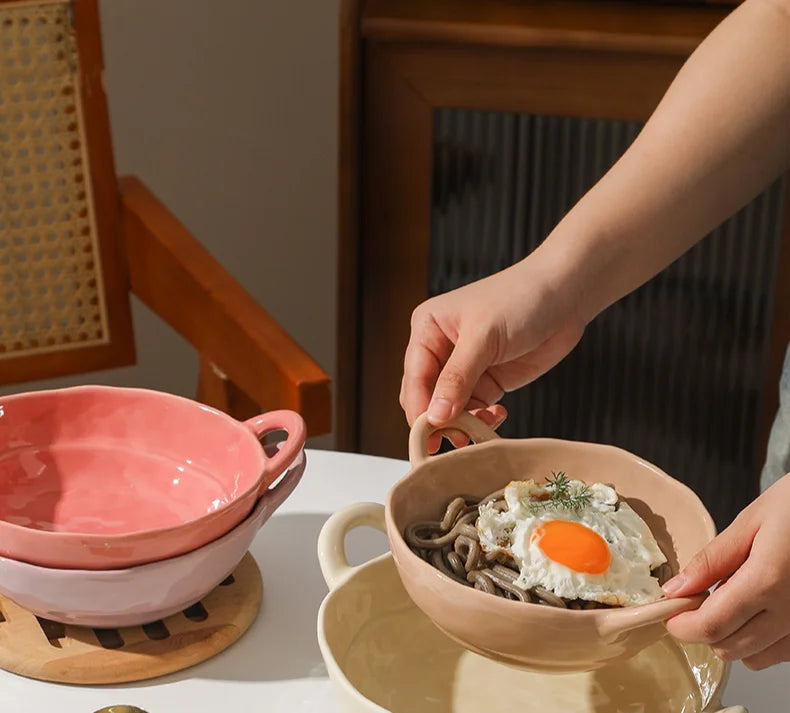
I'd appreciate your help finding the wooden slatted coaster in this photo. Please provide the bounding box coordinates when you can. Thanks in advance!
[0,553,262,684]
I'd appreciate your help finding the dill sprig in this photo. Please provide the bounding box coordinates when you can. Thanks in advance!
[525,471,592,514]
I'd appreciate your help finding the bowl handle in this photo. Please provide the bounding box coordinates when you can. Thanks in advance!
[409,411,501,466]
[317,502,386,590]
[244,410,307,497]
[259,447,306,515]
[598,593,708,640]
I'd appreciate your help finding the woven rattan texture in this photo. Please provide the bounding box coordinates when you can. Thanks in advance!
[0,0,109,359]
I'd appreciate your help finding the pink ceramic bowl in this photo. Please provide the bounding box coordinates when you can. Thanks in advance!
[385,412,716,673]
[0,385,307,569]
[0,447,306,627]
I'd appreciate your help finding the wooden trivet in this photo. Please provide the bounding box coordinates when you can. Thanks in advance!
[0,552,262,685]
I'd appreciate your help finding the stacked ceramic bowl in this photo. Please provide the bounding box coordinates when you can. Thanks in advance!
[0,385,307,627]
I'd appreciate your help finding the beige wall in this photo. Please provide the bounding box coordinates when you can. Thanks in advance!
[2,0,339,448]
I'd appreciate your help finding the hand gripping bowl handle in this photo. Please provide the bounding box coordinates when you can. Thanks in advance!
[245,410,307,497]
[409,411,501,466]
[318,502,386,589]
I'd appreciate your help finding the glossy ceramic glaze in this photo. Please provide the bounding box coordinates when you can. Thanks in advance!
[0,386,306,569]
[317,503,746,713]
[0,448,305,627]
[384,412,718,673]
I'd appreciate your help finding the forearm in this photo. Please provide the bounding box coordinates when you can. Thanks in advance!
[532,0,790,324]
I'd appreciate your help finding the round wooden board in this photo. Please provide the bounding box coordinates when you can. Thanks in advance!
[0,552,262,685]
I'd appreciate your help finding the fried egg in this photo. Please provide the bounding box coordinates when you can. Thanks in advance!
[477,479,667,606]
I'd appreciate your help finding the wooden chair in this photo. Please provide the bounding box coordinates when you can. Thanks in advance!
[0,0,331,434]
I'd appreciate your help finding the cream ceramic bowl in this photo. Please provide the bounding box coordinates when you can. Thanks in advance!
[317,503,746,713]
[0,449,305,628]
[384,412,717,673]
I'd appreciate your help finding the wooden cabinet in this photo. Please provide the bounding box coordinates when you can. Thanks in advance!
[337,0,789,528]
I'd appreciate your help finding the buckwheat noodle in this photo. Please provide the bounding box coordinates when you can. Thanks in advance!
[405,491,673,609]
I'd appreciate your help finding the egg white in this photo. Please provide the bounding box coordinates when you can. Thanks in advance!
[477,479,667,607]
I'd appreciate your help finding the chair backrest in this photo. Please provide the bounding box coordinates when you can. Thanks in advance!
[0,0,134,387]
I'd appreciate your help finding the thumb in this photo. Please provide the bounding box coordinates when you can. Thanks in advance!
[426,334,491,427]
[663,515,757,597]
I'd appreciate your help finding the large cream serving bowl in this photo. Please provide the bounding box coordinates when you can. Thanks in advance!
[317,502,746,713]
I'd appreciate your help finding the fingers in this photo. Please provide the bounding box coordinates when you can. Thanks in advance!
[426,432,443,454]
[435,382,505,448]
[402,321,504,434]
[712,609,785,661]
[401,313,454,427]
[665,499,790,668]
[663,512,758,597]
[664,519,759,643]
[743,634,790,671]
[424,404,508,454]
[665,565,765,645]
[427,334,495,427]
[470,404,508,430]
[468,371,506,410]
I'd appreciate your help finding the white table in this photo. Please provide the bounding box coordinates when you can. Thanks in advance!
[0,449,786,712]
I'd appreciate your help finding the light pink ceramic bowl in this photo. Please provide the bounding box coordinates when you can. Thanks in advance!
[385,412,717,674]
[0,385,306,570]
[0,447,306,627]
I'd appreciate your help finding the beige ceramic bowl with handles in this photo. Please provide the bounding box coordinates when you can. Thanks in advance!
[317,503,746,713]
[384,411,717,674]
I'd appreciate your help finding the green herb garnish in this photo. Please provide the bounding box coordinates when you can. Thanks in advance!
[524,471,592,514]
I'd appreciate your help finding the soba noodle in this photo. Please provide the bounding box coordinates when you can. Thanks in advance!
[405,490,673,608]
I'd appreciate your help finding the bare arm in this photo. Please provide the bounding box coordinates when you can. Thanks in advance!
[535,0,790,323]
[402,0,790,435]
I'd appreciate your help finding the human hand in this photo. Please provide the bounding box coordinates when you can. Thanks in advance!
[664,473,790,670]
[399,259,585,452]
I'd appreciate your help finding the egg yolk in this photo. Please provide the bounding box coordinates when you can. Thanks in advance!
[532,520,611,574]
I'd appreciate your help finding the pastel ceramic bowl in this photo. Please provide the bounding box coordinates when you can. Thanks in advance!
[384,412,717,674]
[317,503,745,713]
[0,447,306,627]
[0,385,306,569]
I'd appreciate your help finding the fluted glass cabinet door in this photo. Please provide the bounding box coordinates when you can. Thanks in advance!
[345,6,790,535]
[430,109,787,528]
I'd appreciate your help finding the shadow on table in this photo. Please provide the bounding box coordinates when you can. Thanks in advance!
[120,511,389,687]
